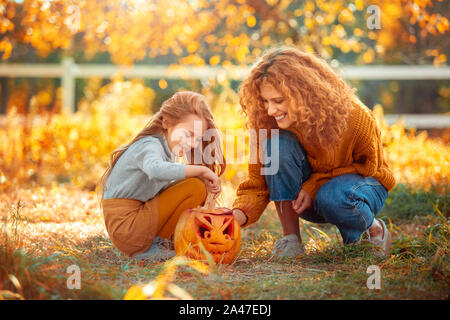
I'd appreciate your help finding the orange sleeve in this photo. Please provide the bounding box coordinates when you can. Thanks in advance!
[232,134,270,228]
[302,110,384,202]
[232,162,270,228]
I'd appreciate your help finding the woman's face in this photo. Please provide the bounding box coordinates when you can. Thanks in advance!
[259,84,295,129]
[164,114,207,157]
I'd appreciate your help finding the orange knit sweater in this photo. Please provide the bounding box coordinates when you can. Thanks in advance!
[232,99,397,227]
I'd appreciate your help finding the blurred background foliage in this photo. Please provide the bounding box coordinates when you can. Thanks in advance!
[1,0,448,65]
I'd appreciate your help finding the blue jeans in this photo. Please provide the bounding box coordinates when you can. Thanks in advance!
[263,130,389,244]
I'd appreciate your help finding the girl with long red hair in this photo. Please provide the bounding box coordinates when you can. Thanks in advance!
[98,91,225,262]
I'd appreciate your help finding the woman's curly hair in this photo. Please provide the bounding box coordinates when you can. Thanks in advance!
[239,46,357,149]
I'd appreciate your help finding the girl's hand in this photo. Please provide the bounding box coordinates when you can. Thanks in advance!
[185,165,221,198]
[199,167,221,198]
[292,189,312,215]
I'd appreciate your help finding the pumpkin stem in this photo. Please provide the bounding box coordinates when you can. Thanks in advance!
[203,193,216,210]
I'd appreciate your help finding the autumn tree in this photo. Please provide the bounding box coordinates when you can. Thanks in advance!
[0,0,448,66]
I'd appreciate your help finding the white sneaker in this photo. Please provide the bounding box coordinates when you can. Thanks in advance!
[361,218,392,258]
[272,234,306,258]
[133,236,176,262]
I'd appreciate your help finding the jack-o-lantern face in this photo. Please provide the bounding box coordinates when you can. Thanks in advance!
[174,207,241,264]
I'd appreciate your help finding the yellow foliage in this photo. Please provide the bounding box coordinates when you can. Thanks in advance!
[373,105,449,193]
[0,0,448,65]
[247,15,256,28]
[123,256,209,300]
[0,79,153,189]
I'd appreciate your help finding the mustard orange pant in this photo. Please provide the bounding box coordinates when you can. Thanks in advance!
[102,178,207,257]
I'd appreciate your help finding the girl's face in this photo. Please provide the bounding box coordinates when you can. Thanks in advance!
[164,114,207,157]
[260,84,295,129]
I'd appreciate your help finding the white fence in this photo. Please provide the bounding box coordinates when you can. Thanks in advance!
[0,57,449,128]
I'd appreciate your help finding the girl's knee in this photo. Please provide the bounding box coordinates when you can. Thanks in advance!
[180,177,207,203]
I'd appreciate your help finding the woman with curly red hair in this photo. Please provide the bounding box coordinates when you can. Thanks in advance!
[231,47,396,258]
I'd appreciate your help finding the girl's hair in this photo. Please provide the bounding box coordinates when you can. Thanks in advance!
[239,46,356,149]
[97,91,226,205]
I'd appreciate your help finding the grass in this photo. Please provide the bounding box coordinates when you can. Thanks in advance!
[0,182,448,300]
[380,184,449,220]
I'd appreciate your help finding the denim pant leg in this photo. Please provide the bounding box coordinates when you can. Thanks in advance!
[262,130,327,224]
[314,173,389,244]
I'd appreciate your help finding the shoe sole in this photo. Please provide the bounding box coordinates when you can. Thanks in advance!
[274,247,306,259]
[384,226,392,258]
[133,251,176,261]
[377,219,392,258]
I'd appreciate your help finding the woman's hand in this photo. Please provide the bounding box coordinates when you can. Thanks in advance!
[232,209,247,226]
[292,189,312,215]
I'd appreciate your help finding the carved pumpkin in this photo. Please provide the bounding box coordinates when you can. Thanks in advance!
[174,207,241,264]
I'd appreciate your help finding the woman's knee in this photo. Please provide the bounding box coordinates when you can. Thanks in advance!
[314,186,339,221]
[266,130,306,159]
[314,175,363,213]
[315,180,371,233]
[264,131,309,178]
[263,131,311,201]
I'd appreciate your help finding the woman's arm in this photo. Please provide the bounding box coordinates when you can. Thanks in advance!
[232,161,270,227]
[231,134,275,227]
